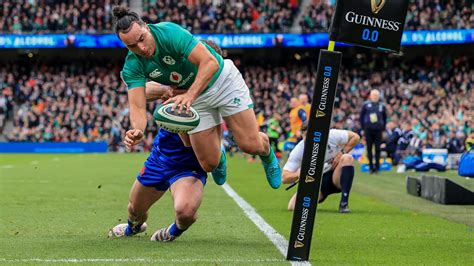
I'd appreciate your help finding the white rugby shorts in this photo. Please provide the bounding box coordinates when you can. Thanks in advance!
[189,59,253,134]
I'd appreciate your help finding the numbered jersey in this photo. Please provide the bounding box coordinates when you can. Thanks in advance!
[120,22,224,90]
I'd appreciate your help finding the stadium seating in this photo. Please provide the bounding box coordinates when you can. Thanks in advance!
[0,0,471,33]
[142,0,298,33]
[0,59,157,151]
[404,0,473,30]
[0,0,127,33]
[1,55,471,153]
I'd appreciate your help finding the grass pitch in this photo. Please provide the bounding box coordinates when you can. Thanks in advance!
[0,153,472,265]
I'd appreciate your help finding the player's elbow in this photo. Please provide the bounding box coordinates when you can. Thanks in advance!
[352,132,361,143]
[205,56,219,75]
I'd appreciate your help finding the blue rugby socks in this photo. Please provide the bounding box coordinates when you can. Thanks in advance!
[340,166,355,205]
[125,219,144,236]
[168,222,187,237]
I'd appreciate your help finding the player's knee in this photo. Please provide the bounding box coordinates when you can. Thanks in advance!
[238,140,262,154]
[175,203,197,224]
[237,132,267,155]
[239,144,257,154]
[200,159,219,172]
[201,163,218,173]
[340,154,354,166]
[128,202,145,218]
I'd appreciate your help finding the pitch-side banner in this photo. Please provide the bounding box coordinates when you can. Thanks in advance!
[1,30,473,49]
[330,0,410,52]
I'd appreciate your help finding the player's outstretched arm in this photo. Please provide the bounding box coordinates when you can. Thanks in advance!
[282,170,300,184]
[128,86,147,132]
[145,82,172,102]
[145,82,188,102]
[164,43,219,113]
[124,86,147,151]
[282,141,304,184]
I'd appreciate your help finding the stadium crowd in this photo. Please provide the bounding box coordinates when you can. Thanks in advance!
[0,0,471,34]
[404,0,473,30]
[1,54,472,156]
[142,0,298,33]
[0,0,127,34]
[246,54,472,153]
[0,60,142,151]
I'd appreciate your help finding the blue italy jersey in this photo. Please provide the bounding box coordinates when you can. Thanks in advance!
[138,129,206,191]
[150,129,201,169]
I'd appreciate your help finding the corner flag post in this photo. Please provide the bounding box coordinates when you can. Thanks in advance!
[287,0,409,261]
[286,46,342,261]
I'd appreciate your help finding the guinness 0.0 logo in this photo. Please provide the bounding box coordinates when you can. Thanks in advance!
[305,175,315,183]
[330,0,409,52]
[294,241,304,248]
[371,0,386,14]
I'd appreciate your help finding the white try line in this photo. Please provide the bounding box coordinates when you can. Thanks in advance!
[222,183,311,266]
[0,258,286,263]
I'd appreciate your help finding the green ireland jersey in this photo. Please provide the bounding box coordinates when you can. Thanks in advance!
[120,22,224,90]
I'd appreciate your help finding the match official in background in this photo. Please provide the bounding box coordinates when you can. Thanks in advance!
[289,97,307,142]
[360,89,387,174]
[298,93,311,118]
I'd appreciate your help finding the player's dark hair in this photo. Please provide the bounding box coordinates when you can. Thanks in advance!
[112,6,144,35]
[202,40,223,57]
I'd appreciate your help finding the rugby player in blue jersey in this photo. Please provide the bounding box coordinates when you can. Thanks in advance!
[109,127,207,241]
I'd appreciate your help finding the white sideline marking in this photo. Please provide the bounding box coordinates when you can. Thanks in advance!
[0,258,285,263]
[1,165,14,169]
[222,183,311,266]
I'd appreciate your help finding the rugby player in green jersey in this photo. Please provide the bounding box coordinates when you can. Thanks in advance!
[113,6,281,189]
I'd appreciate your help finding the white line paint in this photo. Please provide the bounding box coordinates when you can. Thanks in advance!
[0,184,311,265]
[0,258,285,263]
[222,183,311,266]
[1,165,14,169]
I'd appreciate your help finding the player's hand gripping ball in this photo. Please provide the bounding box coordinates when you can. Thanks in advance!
[153,103,200,133]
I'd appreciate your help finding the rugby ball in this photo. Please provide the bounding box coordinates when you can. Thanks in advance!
[153,103,200,133]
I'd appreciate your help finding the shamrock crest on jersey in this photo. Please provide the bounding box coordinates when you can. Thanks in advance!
[163,56,176,65]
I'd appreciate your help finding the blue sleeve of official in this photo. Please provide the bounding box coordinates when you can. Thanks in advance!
[298,109,307,122]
